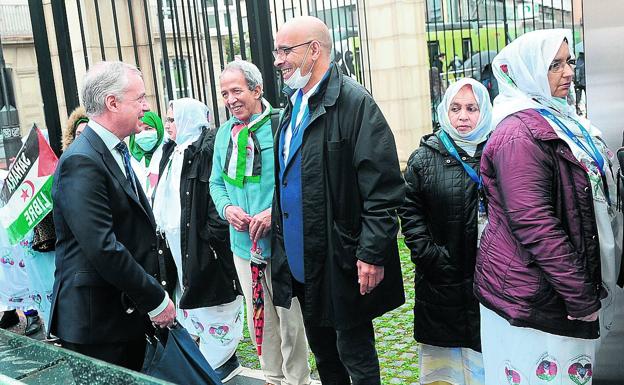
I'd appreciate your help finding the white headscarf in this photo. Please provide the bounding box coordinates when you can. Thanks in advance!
[153,98,210,234]
[169,98,209,146]
[437,77,494,155]
[491,28,600,138]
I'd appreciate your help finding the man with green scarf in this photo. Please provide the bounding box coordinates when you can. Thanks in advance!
[210,60,311,385]
[129,111,165,199]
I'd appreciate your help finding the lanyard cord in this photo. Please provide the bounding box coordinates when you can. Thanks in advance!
[438,130,482,190]
[538,108,612,206]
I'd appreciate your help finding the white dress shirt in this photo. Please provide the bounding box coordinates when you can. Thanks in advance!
[88,119,127,177]
[282,80,323,162]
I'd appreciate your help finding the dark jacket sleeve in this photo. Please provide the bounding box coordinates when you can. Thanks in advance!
[492,119,600,318]
[398,152,450,273]
[352,95,405,266]
[198,131,229,243]
[56,153,165,314]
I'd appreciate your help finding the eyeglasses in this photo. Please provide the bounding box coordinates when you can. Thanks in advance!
[272,41,313,59]
[548,58,576,73]
[165,117,174,123]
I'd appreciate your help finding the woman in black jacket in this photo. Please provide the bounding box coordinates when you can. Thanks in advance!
[399,78,493,385]
[153,98,243,381]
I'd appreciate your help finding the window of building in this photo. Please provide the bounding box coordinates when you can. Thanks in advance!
[427,0,443,22]
[462,38,472,61]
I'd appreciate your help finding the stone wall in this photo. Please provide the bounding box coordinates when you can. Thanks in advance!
[361,0,431,165]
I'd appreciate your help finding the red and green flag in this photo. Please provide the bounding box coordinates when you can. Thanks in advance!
[0,126,58,245]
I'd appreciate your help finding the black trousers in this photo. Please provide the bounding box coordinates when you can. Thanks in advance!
[293,279,381,385]
[61,339,146,371]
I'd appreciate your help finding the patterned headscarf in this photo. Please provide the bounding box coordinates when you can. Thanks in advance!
[491,29,601,138]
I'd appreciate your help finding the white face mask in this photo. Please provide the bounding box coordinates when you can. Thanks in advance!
[284,44,316,89]
[134,129,159,151]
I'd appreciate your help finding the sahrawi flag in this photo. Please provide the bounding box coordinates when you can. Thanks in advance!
[0,125,58,244]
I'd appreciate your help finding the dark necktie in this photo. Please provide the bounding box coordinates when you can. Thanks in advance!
[115,141,138,196]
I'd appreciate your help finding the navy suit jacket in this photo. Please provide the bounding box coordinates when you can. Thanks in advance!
[49,126,164,344]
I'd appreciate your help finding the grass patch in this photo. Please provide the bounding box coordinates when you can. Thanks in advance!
[237,238,418,383]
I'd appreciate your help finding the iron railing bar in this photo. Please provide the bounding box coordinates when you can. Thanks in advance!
[94,0,106,60]
[329,0,337,52]
[200,0,221,127]
[224,0,236,61]
[457,0,464,78]
[483,0,491,65]
[319,0,328,25]
[157,0,174,104]
[168,0,183,99]
[110,0,123,60]
[531,0,536,31]
[340,0,350,68]
[142,0,162,114]
[347,0,359,82]
[188,0,204,100]
[424,0,433,104]
[180,0,197,98]
[447,0,459,77]
[362,0,372,93]
[235,0,247,60]
[493,0,500,52]
[192,0,208,102]
[213,0,227,70]
[522,0,527,34]
[354,0,366,88]
[272,0,279,30]
[76,0,89,69]
[475,0,486,87]
[173,0,190,97]
[127,0,141,68]
[571,0,576,54]
[512,0,518,41]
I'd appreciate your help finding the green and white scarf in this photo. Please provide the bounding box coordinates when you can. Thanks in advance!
[222,99,272,188]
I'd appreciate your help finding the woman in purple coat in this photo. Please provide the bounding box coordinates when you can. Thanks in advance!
[475,29,621,385]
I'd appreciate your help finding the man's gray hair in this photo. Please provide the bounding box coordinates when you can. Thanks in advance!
[221,60,264,93]
[81,61,142,116]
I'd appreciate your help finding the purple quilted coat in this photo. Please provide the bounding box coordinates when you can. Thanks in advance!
[474,109,604,339]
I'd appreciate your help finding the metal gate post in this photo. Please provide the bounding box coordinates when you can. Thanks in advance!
[51,0,80,116]
[28,0,62,156]
[245,0,279,107]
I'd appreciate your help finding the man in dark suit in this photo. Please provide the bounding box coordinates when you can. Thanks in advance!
[49,61,176,370]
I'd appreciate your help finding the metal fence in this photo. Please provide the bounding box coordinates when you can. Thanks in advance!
[267,0,372,92]
[425,0,584,126]
[27,0,370,155]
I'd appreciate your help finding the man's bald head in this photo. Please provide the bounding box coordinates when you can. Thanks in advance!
[280,16,332,59]
[274,15,334,93]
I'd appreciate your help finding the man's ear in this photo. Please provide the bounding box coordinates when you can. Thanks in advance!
[253,85,263,99]
[310,41,322,61]
[104,94,118,112]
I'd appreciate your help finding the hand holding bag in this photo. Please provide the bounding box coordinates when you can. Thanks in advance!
[142,322,223,385]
